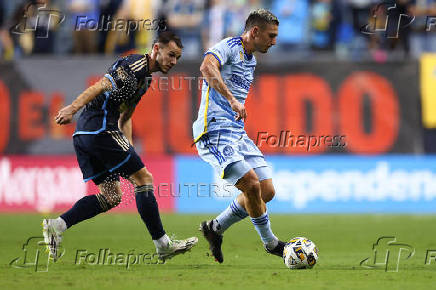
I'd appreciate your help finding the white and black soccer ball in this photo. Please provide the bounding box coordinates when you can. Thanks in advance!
[283,237,319,269]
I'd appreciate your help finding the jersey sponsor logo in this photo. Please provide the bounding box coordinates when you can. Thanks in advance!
[228,74,252,91]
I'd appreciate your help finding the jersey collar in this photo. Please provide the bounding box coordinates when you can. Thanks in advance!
[239,36,253,60]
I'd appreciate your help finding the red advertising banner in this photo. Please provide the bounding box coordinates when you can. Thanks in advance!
[0,59,421,156]
[0,155,175,213]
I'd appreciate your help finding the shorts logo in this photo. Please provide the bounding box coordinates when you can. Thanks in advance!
[223,145,234,157]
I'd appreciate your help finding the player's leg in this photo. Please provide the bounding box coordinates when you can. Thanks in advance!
[213,173,275,235]
[200,161,278,262]
[234,170,285,256]
[60,178,122,228]
[129,166,198,260]
[43,134,125,260]
[43,178,123,260]
[129,167,167,247]
[198,132,276,262]
[208,156,274,235]
[235,178,275,213]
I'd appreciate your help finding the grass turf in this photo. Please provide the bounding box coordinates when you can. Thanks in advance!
[1,213,435,290]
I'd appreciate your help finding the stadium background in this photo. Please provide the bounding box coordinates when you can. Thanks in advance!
[1,0,436,215]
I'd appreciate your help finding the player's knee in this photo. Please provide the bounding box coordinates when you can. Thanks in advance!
[145,171,153,183]
[140,172,153,186]
[237,171,261,198]
[130,168,153,186]
[245,179,261,199]
[262,187,275,203]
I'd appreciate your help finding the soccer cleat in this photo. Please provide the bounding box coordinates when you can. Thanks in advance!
[199,220,224,263]
[157,237,198,261]
[265,240,286,258]
[42,219,63,262]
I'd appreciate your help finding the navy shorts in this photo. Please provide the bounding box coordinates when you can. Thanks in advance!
[73,131,144,185]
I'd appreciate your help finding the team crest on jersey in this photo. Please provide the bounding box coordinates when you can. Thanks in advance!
[239,51,243,61]
[223,145,234,157]
[116,67,128,81]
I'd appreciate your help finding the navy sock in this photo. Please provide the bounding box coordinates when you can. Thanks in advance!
[135,185,166,240]
[60,194,107,228]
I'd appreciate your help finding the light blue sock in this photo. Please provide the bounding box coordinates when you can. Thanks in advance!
[250,212,278,249]
[213,199,248,234]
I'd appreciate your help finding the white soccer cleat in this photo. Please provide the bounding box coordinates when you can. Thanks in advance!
[156,237,198,261]
[42,219,63,262]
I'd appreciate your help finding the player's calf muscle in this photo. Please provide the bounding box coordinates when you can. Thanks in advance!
[260,180,275,203]
[236,171,260,195]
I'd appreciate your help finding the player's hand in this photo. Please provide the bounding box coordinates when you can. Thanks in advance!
[230,98,247,121]
[55,105,77,125]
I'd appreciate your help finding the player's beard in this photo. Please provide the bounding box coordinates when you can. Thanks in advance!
[256,43,270,53]
[261,44,272,53]
[155,60,168,74]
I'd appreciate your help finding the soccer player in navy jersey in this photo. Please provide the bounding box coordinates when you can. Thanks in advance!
[194,10,284,263]
[43,31,197,261]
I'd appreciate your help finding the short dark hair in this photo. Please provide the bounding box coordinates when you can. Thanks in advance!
[244,9,279,31]
[153,31,183,49]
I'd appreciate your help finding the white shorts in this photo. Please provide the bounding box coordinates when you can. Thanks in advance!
[195,130,272,185]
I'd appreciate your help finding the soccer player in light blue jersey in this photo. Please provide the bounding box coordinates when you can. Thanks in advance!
[194,9,284,263]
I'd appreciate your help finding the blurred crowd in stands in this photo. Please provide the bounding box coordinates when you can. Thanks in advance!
[0,0,435,61]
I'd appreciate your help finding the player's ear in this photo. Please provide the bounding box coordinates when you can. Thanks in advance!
[251,26,259,38]
[150,43,159,62]
[153,43,160,54]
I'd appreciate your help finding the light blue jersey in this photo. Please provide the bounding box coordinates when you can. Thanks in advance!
[193,36,256,142]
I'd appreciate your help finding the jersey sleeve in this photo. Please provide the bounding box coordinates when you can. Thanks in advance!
[104,56,138,103]
[204,39,233,67]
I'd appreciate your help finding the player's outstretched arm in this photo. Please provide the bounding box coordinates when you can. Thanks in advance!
[200,54,247,121]
[55,77,112,125]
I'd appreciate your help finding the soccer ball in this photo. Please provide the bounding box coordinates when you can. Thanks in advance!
[283,237,319,269]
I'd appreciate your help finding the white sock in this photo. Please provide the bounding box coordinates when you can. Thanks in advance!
[250,212,278,250]
[153,234,171,249]
[54,217,67,233]
[213,199,248,235]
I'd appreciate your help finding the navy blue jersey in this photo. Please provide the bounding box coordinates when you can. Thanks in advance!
[74,54,152,135]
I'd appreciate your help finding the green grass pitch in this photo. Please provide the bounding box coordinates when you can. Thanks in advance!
[1,213,435,289]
